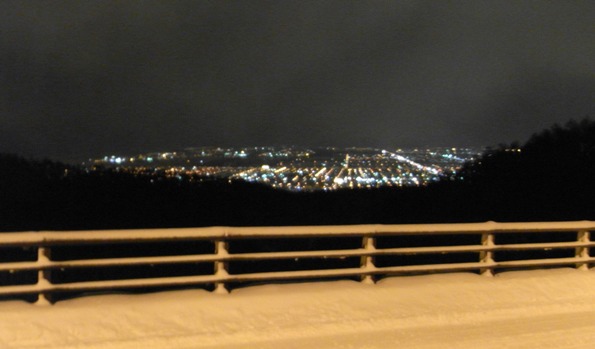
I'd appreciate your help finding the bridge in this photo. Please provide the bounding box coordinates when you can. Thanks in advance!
[1,221,593,304]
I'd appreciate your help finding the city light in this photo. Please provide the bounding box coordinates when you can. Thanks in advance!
[87,146,483,191]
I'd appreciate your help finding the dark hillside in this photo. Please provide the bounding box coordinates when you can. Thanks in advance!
[456,118,595,221]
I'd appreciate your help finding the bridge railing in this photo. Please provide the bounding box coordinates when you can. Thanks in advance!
[1,221,593,305]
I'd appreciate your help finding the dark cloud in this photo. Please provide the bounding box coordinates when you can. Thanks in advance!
[1,0,594,162]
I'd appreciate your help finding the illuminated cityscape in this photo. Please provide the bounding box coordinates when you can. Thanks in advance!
[86,146,483,191]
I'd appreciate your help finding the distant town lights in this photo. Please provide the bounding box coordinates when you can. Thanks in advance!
[88,146,483,191]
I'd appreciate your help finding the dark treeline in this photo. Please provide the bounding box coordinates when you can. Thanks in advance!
[2,118,595,233]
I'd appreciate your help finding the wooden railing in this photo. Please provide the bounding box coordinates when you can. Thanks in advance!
[1,221,593,304]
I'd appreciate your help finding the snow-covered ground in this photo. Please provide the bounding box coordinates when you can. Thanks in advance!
[1,268,594,349]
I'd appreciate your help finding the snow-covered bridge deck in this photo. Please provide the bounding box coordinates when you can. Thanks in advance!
[1,268,594,349]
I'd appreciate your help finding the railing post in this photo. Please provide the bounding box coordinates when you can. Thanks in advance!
[575,230,590,271]
[480,232,495,277]
[361,236,376,284]
[214,240,229,294]
[36,246,52,305]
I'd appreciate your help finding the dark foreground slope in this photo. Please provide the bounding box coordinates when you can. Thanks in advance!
[455,118,595,222]
[1,119,595,232]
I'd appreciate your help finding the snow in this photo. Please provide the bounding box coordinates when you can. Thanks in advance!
[1,268,594,349]
[4,220,593,244]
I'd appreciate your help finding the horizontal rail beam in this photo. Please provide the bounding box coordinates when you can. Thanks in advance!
[2,221,594,246]
[2,245,593,273]
[0,275,221,296]
[496,257,595,268]
[1,257,593,297]
[0,262,491,296]
[3,241,592,272]
[0,254,220,272]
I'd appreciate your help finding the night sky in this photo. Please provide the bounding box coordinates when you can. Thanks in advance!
[1,1,594,163]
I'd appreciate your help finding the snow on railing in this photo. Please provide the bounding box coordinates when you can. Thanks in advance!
[0,221,593,305]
